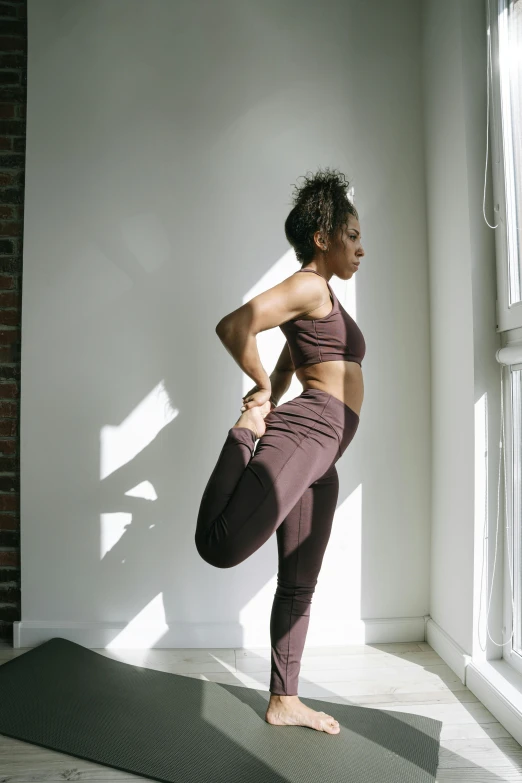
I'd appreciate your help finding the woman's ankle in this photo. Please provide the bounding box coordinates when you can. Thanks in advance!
[269,693,299,702]
[232,410,259,439]
[232,422,258,439]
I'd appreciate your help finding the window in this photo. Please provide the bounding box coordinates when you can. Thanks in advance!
[490,0,522,329]
[488,0,522,674]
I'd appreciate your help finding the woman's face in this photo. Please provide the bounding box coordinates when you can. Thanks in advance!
[332,217,365,279]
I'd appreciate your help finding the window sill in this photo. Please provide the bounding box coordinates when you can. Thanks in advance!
[466,659,522,743]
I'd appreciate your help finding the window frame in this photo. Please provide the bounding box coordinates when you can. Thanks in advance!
[488,0,522,332]
[502,361,522,674]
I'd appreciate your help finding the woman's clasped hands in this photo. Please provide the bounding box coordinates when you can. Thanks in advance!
[240,385,276,413]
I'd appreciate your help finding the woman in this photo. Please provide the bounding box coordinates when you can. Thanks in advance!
[195,167,365,735]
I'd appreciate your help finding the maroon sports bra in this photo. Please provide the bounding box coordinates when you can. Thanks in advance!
[279,268,366,371]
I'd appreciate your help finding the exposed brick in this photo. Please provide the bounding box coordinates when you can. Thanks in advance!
[0,220,22,235]
[0,153,24,169]
[0,117,23,133]
[0,37,25,53]
[0,53,24,68]
[0,171,16,185]
[0,367,20,382]
[0,70,19,85]
[0,548,18,567]
[0,275,15,289]
[0,589,21,612]
[0,439,16,455]
[0,290,18,305]
[0,493,17,511]
[0,606,20,632]
[0,381,18,397]
[0,20,25,36]
[0,256,21,274]
[0,527,18,546]
[0,0,25,640]
[0,239,14,254]
[0,564,18,580]
[0,419,16,436]
[0,474,18,491]
[0,345,16,362]
[0,511,16,528]
[0,331,19,348]
[0,398,16,413]
[0,5,18,18]
[0,309,18,326]
[0,184,24,201]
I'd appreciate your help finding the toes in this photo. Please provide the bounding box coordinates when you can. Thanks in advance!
[315,710,340,731]
[323,713,336,723]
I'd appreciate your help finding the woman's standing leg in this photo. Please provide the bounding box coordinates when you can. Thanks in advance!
[269,461,339,696]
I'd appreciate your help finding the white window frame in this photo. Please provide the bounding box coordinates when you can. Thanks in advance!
[487,0,522,675]
[502,354,522,675]
[488,0,522,332]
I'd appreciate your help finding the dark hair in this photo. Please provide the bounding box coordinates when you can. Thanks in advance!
[284,167,359,266]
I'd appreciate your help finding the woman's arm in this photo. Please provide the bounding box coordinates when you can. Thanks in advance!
[268,369,293,407]
[273,340,294,374]
[216,323,271,392]
[242,341,294,408]
[269,341,294,406]
[215,273,319,394]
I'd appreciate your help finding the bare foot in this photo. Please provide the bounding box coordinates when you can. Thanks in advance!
[232,400,271,440]
[265,695,340,734]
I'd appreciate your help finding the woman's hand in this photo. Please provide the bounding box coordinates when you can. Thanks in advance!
[241,386,275,412]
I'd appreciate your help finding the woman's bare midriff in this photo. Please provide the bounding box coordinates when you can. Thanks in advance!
[295,360,364,417]
[289,274,364,416]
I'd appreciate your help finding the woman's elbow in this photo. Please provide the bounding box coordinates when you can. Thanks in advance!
[216,311,250,337]
[215,317,230,335]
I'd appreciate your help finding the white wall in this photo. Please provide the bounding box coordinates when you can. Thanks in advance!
[17,0,433,651]
[422,0,501,660]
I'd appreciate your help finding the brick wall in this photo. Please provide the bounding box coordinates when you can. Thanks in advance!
[0,0,26,645]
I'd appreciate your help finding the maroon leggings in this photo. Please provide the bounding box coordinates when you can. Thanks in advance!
[195,388,360,696]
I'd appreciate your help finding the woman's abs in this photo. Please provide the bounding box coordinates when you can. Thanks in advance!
[295,360,364,417]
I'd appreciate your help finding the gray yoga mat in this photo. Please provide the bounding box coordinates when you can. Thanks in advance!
[0,637,441,782]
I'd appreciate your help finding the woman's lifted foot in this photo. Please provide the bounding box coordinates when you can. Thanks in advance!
[265,694,340,734]
[233,400,271,440]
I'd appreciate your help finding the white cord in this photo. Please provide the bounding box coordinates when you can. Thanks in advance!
[479,363,515,649]
[484,0,500,230]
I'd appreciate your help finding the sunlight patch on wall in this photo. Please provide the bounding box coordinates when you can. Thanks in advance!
[100,379,178,480]
[309,483,364,644]
[238,571,278,649]
[473,391,491,660]
[105,593,169,651]
[101,481,158,558]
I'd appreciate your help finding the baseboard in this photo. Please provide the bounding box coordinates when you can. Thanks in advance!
[427,616,522,745]
[12,614,428,650]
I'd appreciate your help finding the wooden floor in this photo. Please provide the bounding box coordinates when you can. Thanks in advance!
[1,639,521,781]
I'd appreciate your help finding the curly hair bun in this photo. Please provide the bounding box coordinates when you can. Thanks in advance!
[284,167,358,265]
